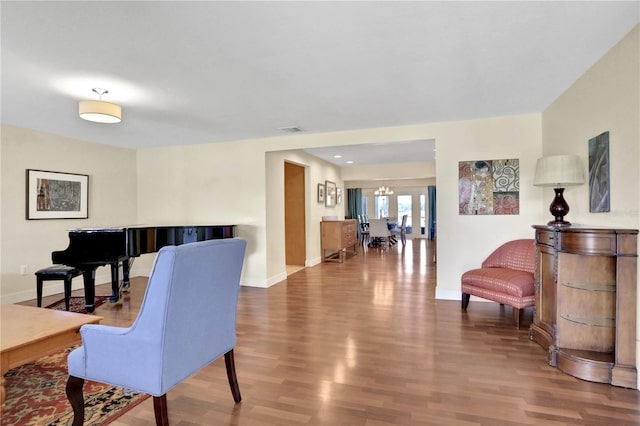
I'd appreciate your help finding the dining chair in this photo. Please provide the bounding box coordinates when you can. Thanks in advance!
[368,219,392,248]
[391,214,408,245]
[66,238,247,426]
[357,215,370,246]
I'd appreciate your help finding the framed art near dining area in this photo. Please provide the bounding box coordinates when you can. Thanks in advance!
[325,180,336,207]
[318,183,325,203]
[26,169,89,219]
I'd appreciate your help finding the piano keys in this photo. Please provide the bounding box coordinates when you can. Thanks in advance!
[51,225,236,312]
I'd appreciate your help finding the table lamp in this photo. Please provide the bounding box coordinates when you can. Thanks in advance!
[533,154,584,226]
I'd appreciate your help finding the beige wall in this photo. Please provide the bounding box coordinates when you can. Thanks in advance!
[0,114,545,301]
[266,150,343,281]
[433,114,544,298]
[135,143,344,288]
[133,114,543,295]
[542,25,639,229]
[135,141,269,286]
[541,25,639,386]
[0,125,137,303]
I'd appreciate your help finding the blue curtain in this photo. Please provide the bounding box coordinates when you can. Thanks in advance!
[347,188,363,237]
[428,186,436,240]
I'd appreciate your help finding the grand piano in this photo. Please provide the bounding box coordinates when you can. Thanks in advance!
[52,225,236,312]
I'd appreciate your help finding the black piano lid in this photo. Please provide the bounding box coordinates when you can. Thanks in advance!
[67,224,236,232]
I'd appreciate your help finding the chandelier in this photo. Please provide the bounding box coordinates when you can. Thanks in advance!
[374,186,394,196]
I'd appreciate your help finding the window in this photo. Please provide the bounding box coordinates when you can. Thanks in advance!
[420,194,426,235]
[361,194,368,219]
[375,196,389,218]
[397,195,412,234]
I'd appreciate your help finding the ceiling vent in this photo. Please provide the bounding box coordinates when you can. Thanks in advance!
[278,126,303,133]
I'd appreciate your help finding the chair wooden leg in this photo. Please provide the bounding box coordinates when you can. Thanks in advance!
[66,375,85,426]
[153,394,169,426]
[461,293,470,310]
[513,307,522,329]
[224,349,242,403]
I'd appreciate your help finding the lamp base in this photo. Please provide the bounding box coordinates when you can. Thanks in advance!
[548,187,571,226]
[547,219,571,227]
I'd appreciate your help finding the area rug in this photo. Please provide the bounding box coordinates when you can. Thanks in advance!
[2,347,148,425]
[45,296,110,313]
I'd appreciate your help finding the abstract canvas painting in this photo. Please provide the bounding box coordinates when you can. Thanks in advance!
[588,131,610,213]
[459,159,519,215]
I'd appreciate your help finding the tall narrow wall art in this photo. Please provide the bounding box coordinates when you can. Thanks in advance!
[588,131,610,213]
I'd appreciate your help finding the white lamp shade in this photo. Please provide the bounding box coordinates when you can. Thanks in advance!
[533,155,584,187]
[79,100,122,123]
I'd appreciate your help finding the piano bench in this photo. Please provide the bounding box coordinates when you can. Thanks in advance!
[35,265,82,311]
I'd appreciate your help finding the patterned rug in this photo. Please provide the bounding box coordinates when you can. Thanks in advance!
[2,347,148,425]
[45,296,110,313]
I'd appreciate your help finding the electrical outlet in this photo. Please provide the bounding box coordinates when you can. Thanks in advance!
[20,265,28,275]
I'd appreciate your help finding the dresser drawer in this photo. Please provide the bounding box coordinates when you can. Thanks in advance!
[560,232,616,255]
[536,230,556,247]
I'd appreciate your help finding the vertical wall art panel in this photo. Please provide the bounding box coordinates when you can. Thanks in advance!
[458,159,519,215]
[492,159,520,214]
[588,131,610,213]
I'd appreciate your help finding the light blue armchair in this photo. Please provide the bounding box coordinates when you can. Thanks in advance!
[66,238,247,426]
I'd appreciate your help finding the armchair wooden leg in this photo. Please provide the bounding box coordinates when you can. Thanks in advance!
[66,375,85,426]
[224,349,242,403]
[461,293,470,310]
[153,395,169,426]
[513,307,523,329]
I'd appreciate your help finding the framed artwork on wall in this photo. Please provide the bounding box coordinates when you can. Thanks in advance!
[317,183,325,203]
[325,180,336,207]
[458,158,519,215]
[588,131,610,213]
[26,169,89,219]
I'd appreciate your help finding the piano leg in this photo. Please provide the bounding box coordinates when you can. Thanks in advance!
[109,262,120,303]
[122,258,131,291]
[82,270,96,313]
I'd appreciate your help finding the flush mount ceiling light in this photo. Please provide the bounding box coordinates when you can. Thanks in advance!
[79,88,122,123]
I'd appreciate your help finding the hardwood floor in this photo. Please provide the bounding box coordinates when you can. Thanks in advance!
[27,239,640,425]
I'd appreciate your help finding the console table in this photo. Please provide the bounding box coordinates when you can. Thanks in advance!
[321,219,358,263]
[530,225,638,388]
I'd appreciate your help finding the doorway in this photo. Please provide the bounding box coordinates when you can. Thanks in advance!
[284,162,306,272]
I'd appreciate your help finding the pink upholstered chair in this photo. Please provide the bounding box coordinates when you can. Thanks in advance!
[461,239,535,329]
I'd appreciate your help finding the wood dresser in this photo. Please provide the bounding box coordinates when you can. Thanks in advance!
[321,219,358,263]
[530,225,638,388]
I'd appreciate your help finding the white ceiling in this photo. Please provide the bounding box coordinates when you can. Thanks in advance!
[304,139,436,167]
[2,2,638,167]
